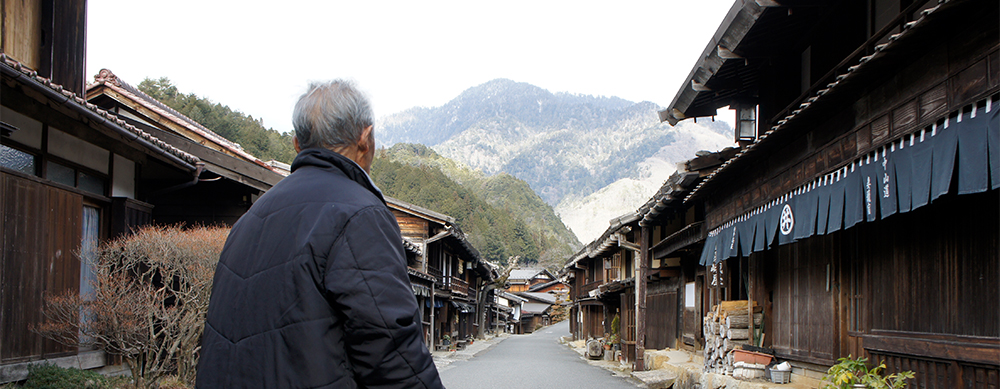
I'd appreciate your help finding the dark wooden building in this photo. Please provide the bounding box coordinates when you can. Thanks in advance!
[657,0,998,386]
[516,292,556,334]
[85,69,283,226]
[386,198,495,349]
[564,213,640,360]
[0,0,282,381]
[636,149,740,361]
[564,147,736,370]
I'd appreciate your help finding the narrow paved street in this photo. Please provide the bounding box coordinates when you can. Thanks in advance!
[438,321,640,389]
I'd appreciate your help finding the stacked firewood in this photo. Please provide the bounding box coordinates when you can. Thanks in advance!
[702,301,763,374]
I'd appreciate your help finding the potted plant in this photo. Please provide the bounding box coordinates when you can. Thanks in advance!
[442,334,451,346]
[604,334,619,350]
[823,356,915,389]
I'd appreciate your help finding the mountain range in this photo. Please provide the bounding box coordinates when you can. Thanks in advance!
[377,79,735,243]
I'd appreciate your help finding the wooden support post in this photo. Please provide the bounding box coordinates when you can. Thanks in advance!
[635,226,649,371]
[748,260,754,347]
[430,283,435,350]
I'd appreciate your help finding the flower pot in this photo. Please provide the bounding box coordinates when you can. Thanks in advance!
[604,344,612,350]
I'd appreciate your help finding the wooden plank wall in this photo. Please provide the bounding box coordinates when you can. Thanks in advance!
[48,1,86,96]
[754,235,837,365]
[584,304,603,339]
[646,287,678,350]
[0,0,41,70]
[746,189,998,384]
[391,210,429,240]
[621,290,636,361]
[1,172,80,362]
[866,190,999,339]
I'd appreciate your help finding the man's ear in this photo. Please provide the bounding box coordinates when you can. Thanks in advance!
[293,137,301,153]
[357,125,374,153]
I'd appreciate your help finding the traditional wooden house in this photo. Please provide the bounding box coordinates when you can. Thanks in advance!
[488,291,526,334]
[562,150,739,370]
[85,69,282,227]
[386,198,495,349]
[630,149,740,365]
[515,292,556,334]
[564,213,641,358]
[505,268,556,292]
[655,0,998,385]
[0,0,282,381]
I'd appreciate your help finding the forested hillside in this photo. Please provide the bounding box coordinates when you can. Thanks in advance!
[137,78,297,164]
[373,144,580,268]
[373,157,540,267]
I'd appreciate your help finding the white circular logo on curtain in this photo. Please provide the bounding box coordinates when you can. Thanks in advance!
[780,204,794,236]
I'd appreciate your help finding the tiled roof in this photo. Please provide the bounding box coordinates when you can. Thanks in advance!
[527,279,565,292]
[402,238,422,255]
[521,302,551,315]
[508,269,543,281]
[0,53,199,167]
[87,69,276,173]
[407,267,436,282]
[517,292,557,304]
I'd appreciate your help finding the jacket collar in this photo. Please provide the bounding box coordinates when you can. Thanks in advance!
[290,147,385,204]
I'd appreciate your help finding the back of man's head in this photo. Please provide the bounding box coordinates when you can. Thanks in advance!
[292,80,373,150]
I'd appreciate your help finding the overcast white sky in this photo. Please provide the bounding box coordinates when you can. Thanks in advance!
[86,0,736,134]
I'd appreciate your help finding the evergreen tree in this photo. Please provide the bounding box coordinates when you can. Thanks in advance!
[137,78,297,164]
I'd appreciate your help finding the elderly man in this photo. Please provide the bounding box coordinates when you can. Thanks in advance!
[197,80,443,389]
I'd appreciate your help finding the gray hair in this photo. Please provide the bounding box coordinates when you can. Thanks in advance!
[292,80,373,150]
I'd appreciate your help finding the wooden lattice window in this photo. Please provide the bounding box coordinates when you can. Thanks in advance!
[605,253,622,281]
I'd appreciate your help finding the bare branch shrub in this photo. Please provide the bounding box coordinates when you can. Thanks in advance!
[34,225,228,388]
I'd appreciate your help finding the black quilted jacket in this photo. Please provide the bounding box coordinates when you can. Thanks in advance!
[197,148,442,389]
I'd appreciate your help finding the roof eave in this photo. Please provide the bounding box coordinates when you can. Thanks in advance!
[660,0,765,124]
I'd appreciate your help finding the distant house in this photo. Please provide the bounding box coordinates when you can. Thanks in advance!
[506,268,556,292]
[491,291,527,334]
[0,0,281,382]
[515,292,558,334]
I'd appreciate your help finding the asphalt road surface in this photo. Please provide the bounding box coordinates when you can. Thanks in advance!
[439,320,640,389]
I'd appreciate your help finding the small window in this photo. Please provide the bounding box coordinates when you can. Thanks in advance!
[45,160,107,196]
[78,171,105,196]
[0,144,36,175]
[47,161,76,187]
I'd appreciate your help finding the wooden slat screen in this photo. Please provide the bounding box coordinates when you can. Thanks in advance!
[646,291,677,350]
[764,236,837,364]
[1,172,81,362]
